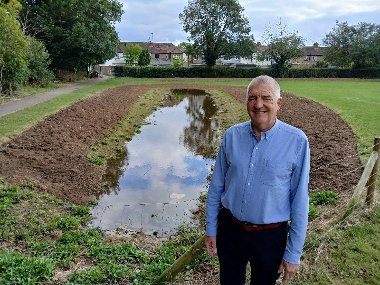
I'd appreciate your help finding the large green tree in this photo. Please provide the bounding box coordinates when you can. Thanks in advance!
[0,0,29,95]
[323,21,380,68]
[20,0,123,72]
[179,0,254,67]
[260,20,305,77]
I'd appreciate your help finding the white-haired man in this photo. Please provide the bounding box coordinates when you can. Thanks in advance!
[205,75,310,284]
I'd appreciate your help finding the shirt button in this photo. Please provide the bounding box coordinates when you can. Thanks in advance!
[255,147,258,150]
[250,164,254,167]
[247,182,250,186]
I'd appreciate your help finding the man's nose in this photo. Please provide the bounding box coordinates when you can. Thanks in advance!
[254,97,264,108]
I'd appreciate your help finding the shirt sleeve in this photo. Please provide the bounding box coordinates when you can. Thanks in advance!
[283,136,310,264]
[206,135,228,237]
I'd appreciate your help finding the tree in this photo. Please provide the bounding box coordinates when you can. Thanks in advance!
[178,41,195,66]
[179,0,254,67]
[27,36,54,86]
[20,0,123,73]
[260,20,305,77]
[0,0,29,95]
[124,44,143,66]
[138,49,151,66]
[323,21,380,68]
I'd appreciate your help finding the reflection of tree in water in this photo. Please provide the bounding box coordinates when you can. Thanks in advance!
[102,147,128,193]
[181,95,220,159]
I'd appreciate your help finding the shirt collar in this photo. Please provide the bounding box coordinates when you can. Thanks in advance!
[250,119,280,140]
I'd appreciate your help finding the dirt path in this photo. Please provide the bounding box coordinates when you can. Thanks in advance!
[0,84,362,205]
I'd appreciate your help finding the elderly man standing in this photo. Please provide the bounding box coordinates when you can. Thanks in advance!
[205,75,310,285]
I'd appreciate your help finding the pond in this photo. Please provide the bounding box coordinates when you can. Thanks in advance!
[90,90,220,237]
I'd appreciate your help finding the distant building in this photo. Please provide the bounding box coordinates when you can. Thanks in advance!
[94,41,185,74]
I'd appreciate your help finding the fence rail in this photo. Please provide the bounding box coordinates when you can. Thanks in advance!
[154,136,380,284]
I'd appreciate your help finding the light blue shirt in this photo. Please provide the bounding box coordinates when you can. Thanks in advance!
[206,119,310,264]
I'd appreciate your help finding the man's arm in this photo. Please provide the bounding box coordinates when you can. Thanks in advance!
[283,137,310,265]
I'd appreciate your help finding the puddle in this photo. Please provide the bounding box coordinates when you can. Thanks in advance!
[90,90,220,237]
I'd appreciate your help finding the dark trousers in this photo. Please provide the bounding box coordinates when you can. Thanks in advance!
[217,208,288,285]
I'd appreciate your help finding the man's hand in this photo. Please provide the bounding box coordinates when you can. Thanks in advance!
[205,236,217,256]
[278,259,299,282]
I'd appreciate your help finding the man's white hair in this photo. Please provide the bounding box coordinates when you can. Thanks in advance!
[246,75,281,101]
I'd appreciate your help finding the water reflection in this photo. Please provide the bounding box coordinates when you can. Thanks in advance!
[90,91,220,237]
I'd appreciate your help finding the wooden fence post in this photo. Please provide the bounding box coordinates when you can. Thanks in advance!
[153,234,206,285]
[366,137,380,205]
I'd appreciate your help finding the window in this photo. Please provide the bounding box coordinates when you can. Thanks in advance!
[193,54,199,60]
[173,54,180,59]
[155,54,159,59]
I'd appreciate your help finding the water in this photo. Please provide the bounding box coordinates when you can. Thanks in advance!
[90,90,220,237]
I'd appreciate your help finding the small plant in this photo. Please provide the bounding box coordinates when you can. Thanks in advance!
[50,216,81,231]
[68,205,91,218]
[310,190,339,206]
[308,203,319,221]
[86,154,105,166]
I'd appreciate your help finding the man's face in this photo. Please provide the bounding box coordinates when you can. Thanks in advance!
[246,83,282,133]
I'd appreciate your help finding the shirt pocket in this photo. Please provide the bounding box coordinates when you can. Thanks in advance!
[260,159,292,187]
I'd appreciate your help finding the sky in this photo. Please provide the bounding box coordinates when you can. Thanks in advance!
[114,0,380,46]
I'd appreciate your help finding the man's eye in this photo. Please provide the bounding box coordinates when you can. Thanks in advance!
[248,97,257,101]
[263,97,273,101]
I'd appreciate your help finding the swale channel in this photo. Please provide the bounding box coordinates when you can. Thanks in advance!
[90,90,221,237]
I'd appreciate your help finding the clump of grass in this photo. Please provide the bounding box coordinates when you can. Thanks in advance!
[310,190,339,206]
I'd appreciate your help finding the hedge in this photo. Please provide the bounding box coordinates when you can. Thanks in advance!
[114,66,380,79]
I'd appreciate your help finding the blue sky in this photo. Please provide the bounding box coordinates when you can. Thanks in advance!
[115,0,380,46]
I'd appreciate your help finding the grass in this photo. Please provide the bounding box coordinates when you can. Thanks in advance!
[279,79,380,161]
[0,78,379,284]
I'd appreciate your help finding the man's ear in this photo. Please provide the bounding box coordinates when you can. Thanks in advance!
[277,97,283,110]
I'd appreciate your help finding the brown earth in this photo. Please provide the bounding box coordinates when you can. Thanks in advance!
[0,83,362,205]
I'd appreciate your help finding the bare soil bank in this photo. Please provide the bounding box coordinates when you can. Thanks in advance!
[0,84,362,204]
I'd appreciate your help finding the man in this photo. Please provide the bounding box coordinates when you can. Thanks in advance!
[205,75,310,285]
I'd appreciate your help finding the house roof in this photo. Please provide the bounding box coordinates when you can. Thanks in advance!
[118,42,183,54]
[256,42,325,56]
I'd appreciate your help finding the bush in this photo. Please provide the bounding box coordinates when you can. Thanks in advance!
[114,65,380,79]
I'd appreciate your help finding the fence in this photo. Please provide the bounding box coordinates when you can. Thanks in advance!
[154,137,380,284]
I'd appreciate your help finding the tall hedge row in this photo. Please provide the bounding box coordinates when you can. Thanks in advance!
[114,66,380,79]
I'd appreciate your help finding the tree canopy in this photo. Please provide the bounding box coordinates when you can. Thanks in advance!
[179,0,254,67]
[20,0,123,72]
[260,20,305,77]
[323,21,380,68]
[124,44,143,66]
[0,0,29,94]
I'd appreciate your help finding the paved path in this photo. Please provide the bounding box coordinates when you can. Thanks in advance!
[0,76,110,118]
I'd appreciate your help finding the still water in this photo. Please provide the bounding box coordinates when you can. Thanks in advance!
[90,90,220,237]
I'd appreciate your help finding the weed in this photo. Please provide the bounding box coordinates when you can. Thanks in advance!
[308,203,319,221]
[310,191,339,206]
[0,250,55,285]
[50,215,81,231]
[86,154,105,166]
[68,205,91,218]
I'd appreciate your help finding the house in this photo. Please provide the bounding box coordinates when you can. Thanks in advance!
[291,42,325,66]
[94,41,184,74]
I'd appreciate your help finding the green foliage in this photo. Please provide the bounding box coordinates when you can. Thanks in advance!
[310,191,339,206]
[114,65,380,79]
[308,203,319,221]
[68,204,91,218]
[50,215,81,231]
[323,21,380,68]
[0,0,29,95]
[124,43,143,66]
[86,154,106,166]
[171,58,186,68]
[26,36,54,86]
[21,0,123,72]
[179,0,254,67]
[260,20,305,77]
[0,251,55,285]
[138,49,151,66]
